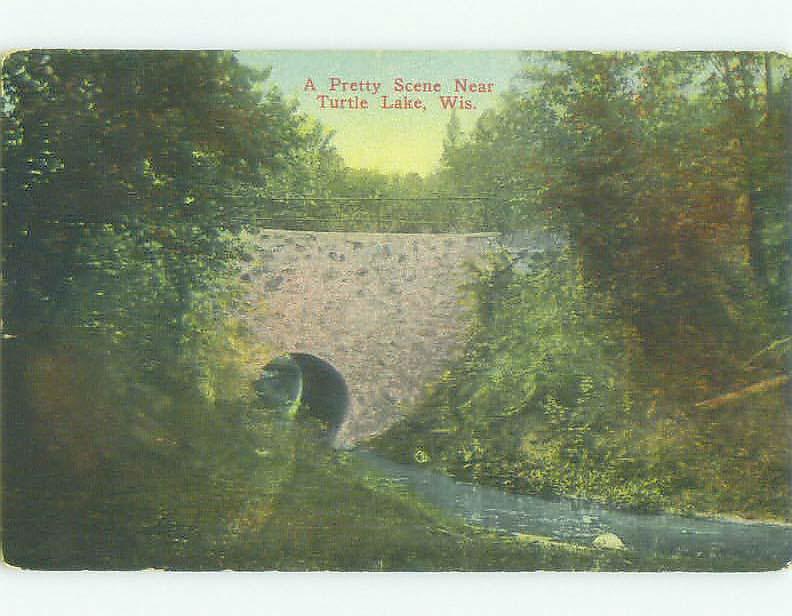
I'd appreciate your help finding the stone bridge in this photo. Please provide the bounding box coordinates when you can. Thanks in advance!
[238,229,552,447]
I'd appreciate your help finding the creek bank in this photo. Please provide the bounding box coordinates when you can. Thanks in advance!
[355,449,792,570]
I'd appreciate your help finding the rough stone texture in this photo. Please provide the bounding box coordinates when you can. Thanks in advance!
[592,532,626,550]
[239,229,501,447]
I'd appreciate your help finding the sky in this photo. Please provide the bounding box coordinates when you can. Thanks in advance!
[237,51,524,176]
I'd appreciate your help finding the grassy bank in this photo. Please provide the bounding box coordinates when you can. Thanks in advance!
[370,250,791,523]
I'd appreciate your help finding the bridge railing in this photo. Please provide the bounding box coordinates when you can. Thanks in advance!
[245,195,507,233]
[36,194,537,234]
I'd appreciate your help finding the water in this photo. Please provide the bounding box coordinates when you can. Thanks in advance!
[254,356,792,569]
[355,449,792,568]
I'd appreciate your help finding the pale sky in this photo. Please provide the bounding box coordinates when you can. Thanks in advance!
[237,51,524,176]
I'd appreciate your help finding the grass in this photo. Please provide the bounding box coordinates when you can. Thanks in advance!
[219,450,773,572]
[5,431,782,571]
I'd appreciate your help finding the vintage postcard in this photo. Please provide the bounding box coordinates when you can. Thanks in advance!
[1,50,791,571]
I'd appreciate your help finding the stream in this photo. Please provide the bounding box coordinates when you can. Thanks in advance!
[354,448,792,569]
[257,353,792,569]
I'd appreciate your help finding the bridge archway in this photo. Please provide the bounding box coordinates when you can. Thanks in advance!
[291,353,349,435]
[255,353,349,436]
[242,229,504,445]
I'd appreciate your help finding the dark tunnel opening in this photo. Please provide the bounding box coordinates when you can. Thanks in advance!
[290,353,349,435]
[254,353,349,436]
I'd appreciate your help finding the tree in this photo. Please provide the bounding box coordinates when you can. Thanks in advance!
[2,50,302,343]
[439,52,792,387]
[1,51,313,567]
[383,52,792,518]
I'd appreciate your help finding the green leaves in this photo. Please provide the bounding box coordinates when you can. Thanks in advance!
[439,51,792,389]
[376,52,792,518]
[2,51,305,335]
[0,51,320,567]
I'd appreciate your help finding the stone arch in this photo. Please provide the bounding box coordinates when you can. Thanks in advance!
[290,353,349,435]
[254,352,349,436]
[242,229,505,445]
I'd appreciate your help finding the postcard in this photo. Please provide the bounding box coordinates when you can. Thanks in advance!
[2,50,790,571]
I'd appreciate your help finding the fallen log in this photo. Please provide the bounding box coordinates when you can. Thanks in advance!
[694,374,791,410]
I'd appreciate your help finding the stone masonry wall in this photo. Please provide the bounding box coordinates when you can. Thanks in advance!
[239,229,501,447]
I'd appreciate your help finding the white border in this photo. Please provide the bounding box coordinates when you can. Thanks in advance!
[1,0,792,50]
[1,1,791,615]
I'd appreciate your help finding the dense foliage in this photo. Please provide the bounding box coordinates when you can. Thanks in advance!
[0,50,319,566]
[2,50,791,569]
[375,52,792,520]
